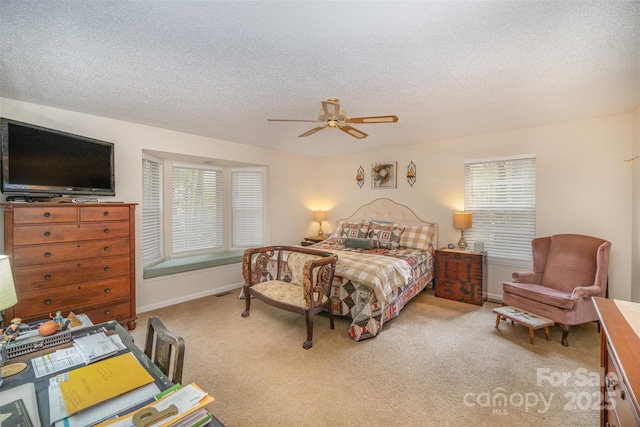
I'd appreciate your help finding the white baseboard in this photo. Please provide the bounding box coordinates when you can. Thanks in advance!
[137,282,244,313]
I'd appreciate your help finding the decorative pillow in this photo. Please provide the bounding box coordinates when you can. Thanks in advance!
[337,220,371,244]
[400,224,436,250]
[368,222,405,249]
[344,237,375,250]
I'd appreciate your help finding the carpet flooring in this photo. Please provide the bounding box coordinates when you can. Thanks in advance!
[130,289,601,427]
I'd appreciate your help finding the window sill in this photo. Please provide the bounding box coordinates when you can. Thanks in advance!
[143,251,244,279]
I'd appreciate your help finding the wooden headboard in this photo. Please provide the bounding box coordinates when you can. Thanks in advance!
[339,198,438,247]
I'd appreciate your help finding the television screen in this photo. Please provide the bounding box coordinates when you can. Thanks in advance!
[1,118,115,197]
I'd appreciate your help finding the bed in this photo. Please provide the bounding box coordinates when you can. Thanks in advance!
[310,198,438,341]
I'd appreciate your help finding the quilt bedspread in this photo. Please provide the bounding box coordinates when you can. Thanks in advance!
[312,240,434,340]
[312,243,412,304]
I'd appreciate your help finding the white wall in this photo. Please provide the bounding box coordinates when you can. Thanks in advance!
[1,98,636,310]
[0,99,321,312]
[319,114,634,301]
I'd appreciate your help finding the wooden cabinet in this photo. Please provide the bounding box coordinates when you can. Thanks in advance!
[2,203,137,329]
[593,297,640,427]
[434,249,486,305]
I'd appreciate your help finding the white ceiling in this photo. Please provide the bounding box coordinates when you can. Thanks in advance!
[1,1,639,158]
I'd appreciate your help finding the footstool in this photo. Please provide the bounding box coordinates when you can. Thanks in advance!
[493,305,554,344]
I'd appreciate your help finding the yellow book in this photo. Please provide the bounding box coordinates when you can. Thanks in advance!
[59,352,155,415]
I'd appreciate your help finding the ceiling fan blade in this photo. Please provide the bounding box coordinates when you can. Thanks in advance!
[348,115,399,124]
[298,125,327,138]
[322,100,341,119]
[340,125,368,139]
[268,119,319,123]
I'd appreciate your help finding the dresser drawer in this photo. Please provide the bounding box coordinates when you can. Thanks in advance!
[12,238,130,267]
[606,346,640,426]
[13,221,130,245]
[80,206,130,222]
[77,299,133,325]
[14,255,131,291]
[13,276,131,319]
[12,206,79,224]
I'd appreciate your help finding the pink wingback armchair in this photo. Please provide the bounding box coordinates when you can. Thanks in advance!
[502,234,611,346]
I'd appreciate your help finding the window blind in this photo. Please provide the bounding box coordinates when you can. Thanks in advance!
[232,170,264,248]
[142,157,163,264]
[171,165,223,253]
[464,155,536,263]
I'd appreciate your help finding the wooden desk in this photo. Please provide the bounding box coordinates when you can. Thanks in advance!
[1,320,224,426]
[593,297,640,426]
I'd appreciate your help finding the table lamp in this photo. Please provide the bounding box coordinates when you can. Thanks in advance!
[313,210,327,236]
[0,254,18,387]
[453,212,472,249]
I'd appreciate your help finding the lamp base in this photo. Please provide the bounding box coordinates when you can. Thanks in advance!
[458,230,467,249]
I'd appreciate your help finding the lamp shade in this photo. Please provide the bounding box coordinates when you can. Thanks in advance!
[313,210,327,223]
[453,212,472,230]
[0,255,17,311]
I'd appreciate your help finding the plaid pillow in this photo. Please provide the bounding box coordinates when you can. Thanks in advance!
[400,224,435,250]
[337,220,371,244]
[368,222,405,249]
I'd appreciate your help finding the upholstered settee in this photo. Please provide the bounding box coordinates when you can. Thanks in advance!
[241,246,338,349]
[502,234,611,346]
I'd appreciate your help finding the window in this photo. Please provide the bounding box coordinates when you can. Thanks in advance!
[464,154,536,265]
[232,169,264,248]
[171,165,223,253]
[142,156,162,265]
[142,154,266,271]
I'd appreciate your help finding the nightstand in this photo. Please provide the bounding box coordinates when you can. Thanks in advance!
[434,248,487,305]
[301,235,327,246]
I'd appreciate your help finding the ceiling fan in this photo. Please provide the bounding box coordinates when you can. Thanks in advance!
[267,98,398,139]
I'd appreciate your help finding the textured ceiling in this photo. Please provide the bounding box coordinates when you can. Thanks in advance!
[1,1,639,158]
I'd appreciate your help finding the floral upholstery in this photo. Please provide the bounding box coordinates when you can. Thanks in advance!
[252,280,329,308]
[242,246,338,349]
[288,252,322,289]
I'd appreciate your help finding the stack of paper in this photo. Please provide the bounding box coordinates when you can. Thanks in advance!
[95,383,214,427]
[73,331,119,364]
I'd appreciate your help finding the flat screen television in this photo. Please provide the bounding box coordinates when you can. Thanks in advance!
[1,118,115,197]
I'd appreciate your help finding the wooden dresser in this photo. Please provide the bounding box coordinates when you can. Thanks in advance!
[2,203,137,329]
[434,248,486,305]
[593,297,640,426]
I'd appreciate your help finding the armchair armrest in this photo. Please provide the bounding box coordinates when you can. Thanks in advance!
[570,285,603,300]
[511,271,542,284]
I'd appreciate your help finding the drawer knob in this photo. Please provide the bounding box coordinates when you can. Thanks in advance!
[104,309,110,315]
[44,274,51,280]
[103,211,109,216]
[44,212,51,218]
[104,246,110,252]
[44,298,51,305]
[103,228,110,234]
[44,231,51,237]
[44,252,51,258]
[605,372,618,390]
[104,288,111,293]
[104,266,110,272]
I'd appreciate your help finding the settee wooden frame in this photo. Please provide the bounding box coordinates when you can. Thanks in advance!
[241,245,338,349]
